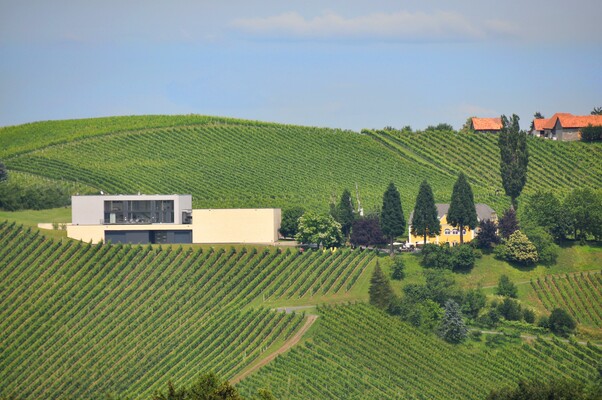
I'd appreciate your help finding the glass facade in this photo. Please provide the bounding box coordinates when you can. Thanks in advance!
[104,200,174,224]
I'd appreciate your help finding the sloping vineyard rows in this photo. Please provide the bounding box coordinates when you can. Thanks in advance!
[0,221,375,399]
[377,129,602,195]
[0,115,281,159]
[531,272,602,328]
[238,303,601,399]
[4,124,459,212]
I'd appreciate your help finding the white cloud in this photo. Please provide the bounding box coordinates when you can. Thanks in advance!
[230,10,518,42]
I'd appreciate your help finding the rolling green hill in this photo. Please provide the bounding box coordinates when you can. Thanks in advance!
[2,116,601,214]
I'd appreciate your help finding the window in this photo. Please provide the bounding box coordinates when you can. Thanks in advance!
[104,200,174,224]
[444,229,451,235]
[452,229,459,235]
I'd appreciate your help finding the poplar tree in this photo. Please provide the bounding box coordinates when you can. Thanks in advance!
[411,180,441,245]
[447,172,478,244]
[498,114,528,210]
[380,182,405,253]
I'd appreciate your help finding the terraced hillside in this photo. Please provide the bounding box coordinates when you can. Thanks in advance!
[0,221,375,399]
[2,116,601,213]
[238,303,601,399]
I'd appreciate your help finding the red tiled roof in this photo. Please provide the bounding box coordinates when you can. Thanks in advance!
[533,118,548,131]
[543,113,574,130]
[543,113,602,130]
[471,117,502,131]
[561,115,602,128]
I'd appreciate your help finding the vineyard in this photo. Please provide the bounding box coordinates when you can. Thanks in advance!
[531,272,602,329]
[1,117,601,214]
[0,221,375,399]
[238,303,602,399]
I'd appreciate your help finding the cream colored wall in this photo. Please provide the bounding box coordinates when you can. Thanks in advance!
[67,224,192,244]
[192,209,281,244]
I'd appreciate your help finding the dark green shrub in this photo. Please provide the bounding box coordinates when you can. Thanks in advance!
[548,308,576,336]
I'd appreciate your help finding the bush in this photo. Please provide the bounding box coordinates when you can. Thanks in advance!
[522,308,536,324]
[422,243,476,271]
[496,275,518,298]
[495,230,539,265]
[523,225,559,265]
[497,297,522,321]
[461,287,486,319]
[421,243,453,269]
[537,315,550,330]
[391,256,405,280]
[451,244,476,271]
[548,308,576,336]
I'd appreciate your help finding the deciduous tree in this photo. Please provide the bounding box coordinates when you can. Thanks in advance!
[498,114,528,209]
[411,180,441,245]
[380,182,405,253]
[447,172,477,244]
[295,212,343,248]
[498,208,519,239]
[475,219,500,249]
[350,215,386,246]
[564,188,602,242]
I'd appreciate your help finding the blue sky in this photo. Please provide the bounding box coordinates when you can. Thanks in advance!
[1,1,601,130]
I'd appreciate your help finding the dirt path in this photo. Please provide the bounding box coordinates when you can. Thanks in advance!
[231,314,318,384]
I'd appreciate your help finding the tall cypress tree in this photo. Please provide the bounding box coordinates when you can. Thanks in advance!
[447,172,478,244]
[380,182,405,253]
[336,189,355,239]
[411,180,441,245]
[498,114,528,210]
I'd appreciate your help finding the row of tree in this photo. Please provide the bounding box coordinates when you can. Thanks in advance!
[284,171,482,252]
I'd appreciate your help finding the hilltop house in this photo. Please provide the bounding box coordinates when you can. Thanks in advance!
[67,194,281,245]
[408,203,497,246]
[530,113,602,141]
[470,117,502,134]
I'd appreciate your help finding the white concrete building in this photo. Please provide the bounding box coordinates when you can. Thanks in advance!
[67,194,281,245]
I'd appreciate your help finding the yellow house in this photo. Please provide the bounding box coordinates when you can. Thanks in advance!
[408,203,497,246]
